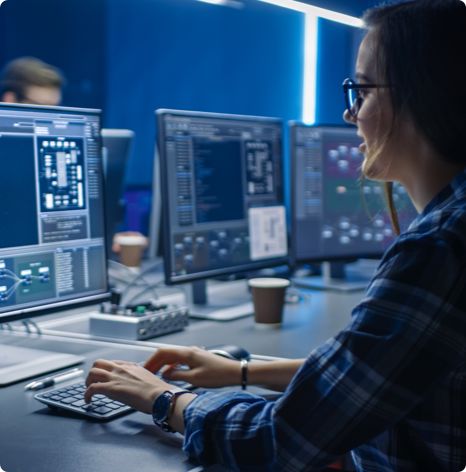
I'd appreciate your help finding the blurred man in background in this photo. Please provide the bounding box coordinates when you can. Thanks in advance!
[0,56,64,106]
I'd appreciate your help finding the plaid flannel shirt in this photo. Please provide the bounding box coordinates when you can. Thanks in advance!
[183,169,466,472]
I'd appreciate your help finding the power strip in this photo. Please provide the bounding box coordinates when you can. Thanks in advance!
[89,303,189,340]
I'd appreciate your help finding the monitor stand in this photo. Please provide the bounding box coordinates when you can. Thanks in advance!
[293,261,374,292]
[185,280,253,321]
[0,343,85,387]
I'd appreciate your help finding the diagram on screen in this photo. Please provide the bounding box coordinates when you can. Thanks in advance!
[38,137,87,212]
[173,227,250,274]
[0,256,55,304]
[322,140,395,247]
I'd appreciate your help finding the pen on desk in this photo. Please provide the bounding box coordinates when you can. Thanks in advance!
[24,368,85,391]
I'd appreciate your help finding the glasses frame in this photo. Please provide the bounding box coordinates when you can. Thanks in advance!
[342,78,390,118]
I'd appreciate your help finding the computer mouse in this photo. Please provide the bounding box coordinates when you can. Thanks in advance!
[207,344,251,361]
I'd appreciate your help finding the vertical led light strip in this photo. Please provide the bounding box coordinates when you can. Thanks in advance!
[258,0,362,124]
[302,13,318,124]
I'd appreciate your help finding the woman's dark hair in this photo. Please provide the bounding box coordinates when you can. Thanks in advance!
[364,0,466,164]
[362,0,466,232]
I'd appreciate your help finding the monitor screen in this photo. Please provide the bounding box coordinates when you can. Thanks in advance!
[158,109,288,285]
[291,123,415,263]
[0,104,109,323]
[101,128,134,253]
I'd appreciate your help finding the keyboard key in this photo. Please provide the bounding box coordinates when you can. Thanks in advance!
[40,391,55,398]
[50,395,64,401]
[106,403,122,410]
[71,400,87,407]
[90,406,112,415]
[60,397,77,404]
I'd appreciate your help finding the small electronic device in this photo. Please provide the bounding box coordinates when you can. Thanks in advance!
[89,301,189,340]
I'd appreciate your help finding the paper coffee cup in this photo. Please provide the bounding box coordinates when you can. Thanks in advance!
[248,277,290,327]
[113,233,148,268]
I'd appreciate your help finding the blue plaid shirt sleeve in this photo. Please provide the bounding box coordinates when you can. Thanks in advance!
[182,208,466,471]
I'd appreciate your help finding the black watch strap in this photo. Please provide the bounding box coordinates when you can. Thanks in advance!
[152,388,192,432]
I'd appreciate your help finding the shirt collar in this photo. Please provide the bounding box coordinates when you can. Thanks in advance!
[421,168,466,216]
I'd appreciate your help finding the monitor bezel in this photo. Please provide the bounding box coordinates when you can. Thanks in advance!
[289,121,386,266]
[157,108,289,285]
[0,102,111,323]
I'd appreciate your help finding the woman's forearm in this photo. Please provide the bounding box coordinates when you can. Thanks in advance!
[168,359,305,434]
[248,359,305,391]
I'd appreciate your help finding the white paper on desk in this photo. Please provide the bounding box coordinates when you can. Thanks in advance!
[248,205,287,260]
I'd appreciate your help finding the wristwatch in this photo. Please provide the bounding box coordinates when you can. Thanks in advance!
[151,388,191,432]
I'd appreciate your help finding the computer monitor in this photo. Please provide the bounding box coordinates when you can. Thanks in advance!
[290,122,416,291]
[157,109,288,320]
[0,103,109,385]
[101,128,134,255]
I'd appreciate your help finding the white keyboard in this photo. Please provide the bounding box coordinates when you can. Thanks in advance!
[189,302,254,321]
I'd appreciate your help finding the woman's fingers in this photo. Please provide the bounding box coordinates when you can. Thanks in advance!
[144,346,198,372]
[91,358,119,371]
[85,366,115,386]
[84,379,116,403]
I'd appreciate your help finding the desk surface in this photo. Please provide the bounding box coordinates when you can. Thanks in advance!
[37,278,363,359]
[0,282,363,472]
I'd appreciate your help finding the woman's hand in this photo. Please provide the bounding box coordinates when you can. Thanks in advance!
[84,359,172,413]
[144,346,242,388]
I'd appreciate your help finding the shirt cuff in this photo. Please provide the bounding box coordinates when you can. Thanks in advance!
[182,390,266,465]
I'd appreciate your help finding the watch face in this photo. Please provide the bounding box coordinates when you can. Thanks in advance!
[152,391,172,423]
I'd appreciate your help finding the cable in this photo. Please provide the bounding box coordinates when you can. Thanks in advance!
[109,259,163,292]
[122,280,166,306]
[0,322,13,332]
[21,318,42,334]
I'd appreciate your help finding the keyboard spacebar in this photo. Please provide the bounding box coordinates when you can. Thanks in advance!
[190,302,254,321]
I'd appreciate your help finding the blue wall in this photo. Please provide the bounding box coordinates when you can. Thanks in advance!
[316,18,363,125]
[104,0,304,186]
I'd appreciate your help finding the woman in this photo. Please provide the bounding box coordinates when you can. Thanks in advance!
[85,1,466,470]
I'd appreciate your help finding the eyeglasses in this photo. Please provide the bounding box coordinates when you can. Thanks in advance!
[342,78,390,118]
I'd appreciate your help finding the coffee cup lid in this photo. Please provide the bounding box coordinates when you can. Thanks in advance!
[248,277,290,288]
[114,234,147,246]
